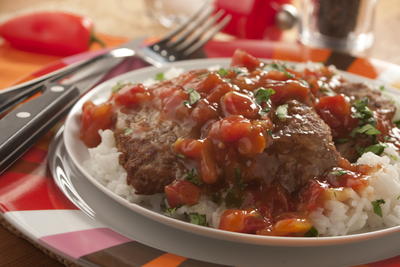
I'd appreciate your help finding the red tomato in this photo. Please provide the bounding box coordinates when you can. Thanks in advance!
[297,180,327,211]
[269,80,310,105]
[237,126,266,156]
[272,218,312,236]
[164,180,201,208]
[200,139,218,184]
[80,101,113,148]
[114,84,151,107]
[209,115,252,142]
[0,12,103,56]
[315,95,357,137]
[173,138,204,159]
[231,49,262,71]
[221,91,259,119]
[219,209,268,233]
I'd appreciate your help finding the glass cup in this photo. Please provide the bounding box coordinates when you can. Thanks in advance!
[145,0,211,28]
[299,0,378,54]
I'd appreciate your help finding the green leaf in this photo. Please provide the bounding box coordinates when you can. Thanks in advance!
[304,226,319,237]
[188,213,207,226]
[267,63,294,78]
[217,68,228,77]
[379,85,385,91]
[276,104,289,121]
[254,87,275,105]
[394,120,400,128]
[361,143,388,156]
[155,72,165,81]
[164,207,177,216]
[354,124,381,136]
[124,128,133,135]
[185,169,202,186]
[183,88,201,107]
[330,169,348,176]
[371,199,385,217]
[352,98,374,124]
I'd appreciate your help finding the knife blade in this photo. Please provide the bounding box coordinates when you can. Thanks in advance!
[0,55,135,174]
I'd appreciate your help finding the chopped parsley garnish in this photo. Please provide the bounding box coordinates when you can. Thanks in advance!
[304,226,319,237]
[351,124,381,137]
[164,207,177,216]
[183,88,201,107]
[155,72,165,81]
[267,62,294,78]
[276,104,289,121]
[188,213,208,226]
[185,169,202,186]
[217,68,228,77]
[371,199,385,217]
[359,143,388,156]
[330,169,348,176]
[394,120,400,128]
[352,98,374,124]
[254,87,275,115]
[176,153,186,159]
[111,81,130,93]
[379,85,385,91]
[124,128,133,135]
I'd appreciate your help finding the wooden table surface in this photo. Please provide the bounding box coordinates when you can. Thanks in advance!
[0,0,399,266]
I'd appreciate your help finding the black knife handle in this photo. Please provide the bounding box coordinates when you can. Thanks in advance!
[0,83,79,174]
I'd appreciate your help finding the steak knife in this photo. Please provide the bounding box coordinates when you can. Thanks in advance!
[0,55,143,174]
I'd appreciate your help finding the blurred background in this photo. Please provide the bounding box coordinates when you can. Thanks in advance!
[0,0,399,63]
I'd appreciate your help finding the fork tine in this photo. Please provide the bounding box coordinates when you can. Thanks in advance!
[173,9,226,52]
[154,1,211,44]
[166,6,215,48]
[175,10,230,55]
[183,14,231,56]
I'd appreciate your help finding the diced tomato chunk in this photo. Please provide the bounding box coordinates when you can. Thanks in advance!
[173,138,204,159]
[191,99,219,125]
[80,101,113,147]
[209,115,252,142]
[297,180,327,211]
[219,209,268,234]
[221,91,259,119]
[315,94,357,137]
[231,50,262,71]
[269,80,310,105]
[200,139,218,184]
[114,84,151,107]
[164,180,201,208]
[237,126,266,156]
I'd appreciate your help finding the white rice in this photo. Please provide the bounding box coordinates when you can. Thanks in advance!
[82,66,400,236]
[84,130,400,236]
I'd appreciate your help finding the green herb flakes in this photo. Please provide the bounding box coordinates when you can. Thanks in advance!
[124,128,133,135]
[255,87,275,105]
[371,199,385,217]
[217,68,228,77]
[353,124,381,136]
[394,120,400,128]
[352,98,374,123]
[360,143,388,156]
[155,72,165,81]
[185,169,202,186]
[330,169,348,176]
[188,213,207,226]
[267,62,294,78]
[304,226,319,237]
[183,88,201,107]
[164,207,177,216]
[379,85,386,91]
[276,104,289,121]
[176,154,186,159]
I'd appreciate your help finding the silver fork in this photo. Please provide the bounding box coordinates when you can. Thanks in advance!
[0,6,231,113]
[139,5,231,66]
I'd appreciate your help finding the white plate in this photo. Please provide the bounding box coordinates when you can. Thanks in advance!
[62,58,400,264]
